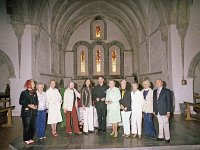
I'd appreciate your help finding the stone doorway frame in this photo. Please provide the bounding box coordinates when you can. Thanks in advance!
[0,50,16,78]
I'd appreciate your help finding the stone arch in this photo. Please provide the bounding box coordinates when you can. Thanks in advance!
[188,51,200,78]
[0,50,15,78]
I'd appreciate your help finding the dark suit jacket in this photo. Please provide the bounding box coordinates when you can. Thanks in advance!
[153,87,172,115]
[119,89,132,111]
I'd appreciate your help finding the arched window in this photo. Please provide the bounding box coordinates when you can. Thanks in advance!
[77,45,89,76]
[90,16,107,40]
[93,45,105,76]
[80,50,86,73]
[96,26,101,38]
[109,45,120,75]
[112,49,117,73]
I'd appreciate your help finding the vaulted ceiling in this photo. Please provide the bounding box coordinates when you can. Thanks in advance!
[6,0,173,50]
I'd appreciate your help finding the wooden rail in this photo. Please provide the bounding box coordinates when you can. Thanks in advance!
[0,106,15,127]
[184,101,200,121]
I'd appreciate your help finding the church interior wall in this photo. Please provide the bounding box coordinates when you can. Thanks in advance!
[0,0,200,116]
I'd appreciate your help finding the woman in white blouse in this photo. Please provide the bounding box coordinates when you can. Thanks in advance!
[36,82,47,140]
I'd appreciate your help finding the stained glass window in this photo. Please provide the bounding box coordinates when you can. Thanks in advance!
[96,49,101,72]
[81,50,86,73]
[112,50,117,72]
[96,26,101,37]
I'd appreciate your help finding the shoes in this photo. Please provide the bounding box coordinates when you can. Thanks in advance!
[24,141,31,145]
[132,134,137,138]
[89,130,95,133]
[66,132,72,134]
[138,135,142,139]
[52,131,58,137]
[122,134,126,137]
[110,132,114,136]
[75,132,82,135]
[97,130,102,134]
[113,132,118,138]
[102,131,106,135]
[83,132,89,135]
[156,138,165,141]
[126,134,130,138]
[165,139,170,144]
[29,140,35,144]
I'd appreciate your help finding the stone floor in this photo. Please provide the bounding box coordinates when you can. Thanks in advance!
[1,115,200,150]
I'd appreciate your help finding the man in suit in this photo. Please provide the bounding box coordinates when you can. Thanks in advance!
[153,79,172,144]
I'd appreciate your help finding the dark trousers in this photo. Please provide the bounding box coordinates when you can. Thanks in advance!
[36,110,46,138]
[144,113,156,137]
[95,101,107,132]
[21,111,37,141]
[66,105,80,133]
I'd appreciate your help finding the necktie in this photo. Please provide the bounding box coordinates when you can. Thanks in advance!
[143,90,149,100]
[157,90,160,100]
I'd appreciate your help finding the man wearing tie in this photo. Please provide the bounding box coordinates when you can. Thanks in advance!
[153,79,172,144]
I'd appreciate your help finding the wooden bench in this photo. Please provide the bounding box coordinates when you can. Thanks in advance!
[184,101,200,121]
[0,106,15,127]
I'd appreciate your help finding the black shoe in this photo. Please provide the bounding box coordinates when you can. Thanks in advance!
[165,139,170,144]
[102,131,106,134]
[156,138,165,141]
[83,132,89,135]
[97,130,102,134]
[89,130,95,133]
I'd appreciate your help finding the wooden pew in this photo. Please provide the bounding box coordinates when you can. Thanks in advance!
[0,106,15,127]
[184,101,200,121]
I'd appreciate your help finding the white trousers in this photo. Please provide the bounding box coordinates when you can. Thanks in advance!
[157,113,170,140]
[131,112,142,135]
[93,107,98,127]
[83,106,94,132]
[121,111,132,135]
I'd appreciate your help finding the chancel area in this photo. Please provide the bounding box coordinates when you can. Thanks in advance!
[0,0,200,149]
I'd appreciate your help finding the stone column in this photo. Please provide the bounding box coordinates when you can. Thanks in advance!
[176,0,191,85]
[11,21,24,78]
[31,25,41,78]
[159,23,169,74]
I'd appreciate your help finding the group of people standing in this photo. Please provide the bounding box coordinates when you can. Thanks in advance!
[19,77,172,145]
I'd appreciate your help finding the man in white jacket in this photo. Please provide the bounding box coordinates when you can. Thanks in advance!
[63,82,82,134]
[131,82,144,138]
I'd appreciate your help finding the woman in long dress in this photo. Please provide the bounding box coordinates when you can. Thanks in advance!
[106,79,121,138]
[46,80,62,136]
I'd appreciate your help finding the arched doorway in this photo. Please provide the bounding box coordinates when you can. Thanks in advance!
[188,51,200,103]
[0,50,15,93]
